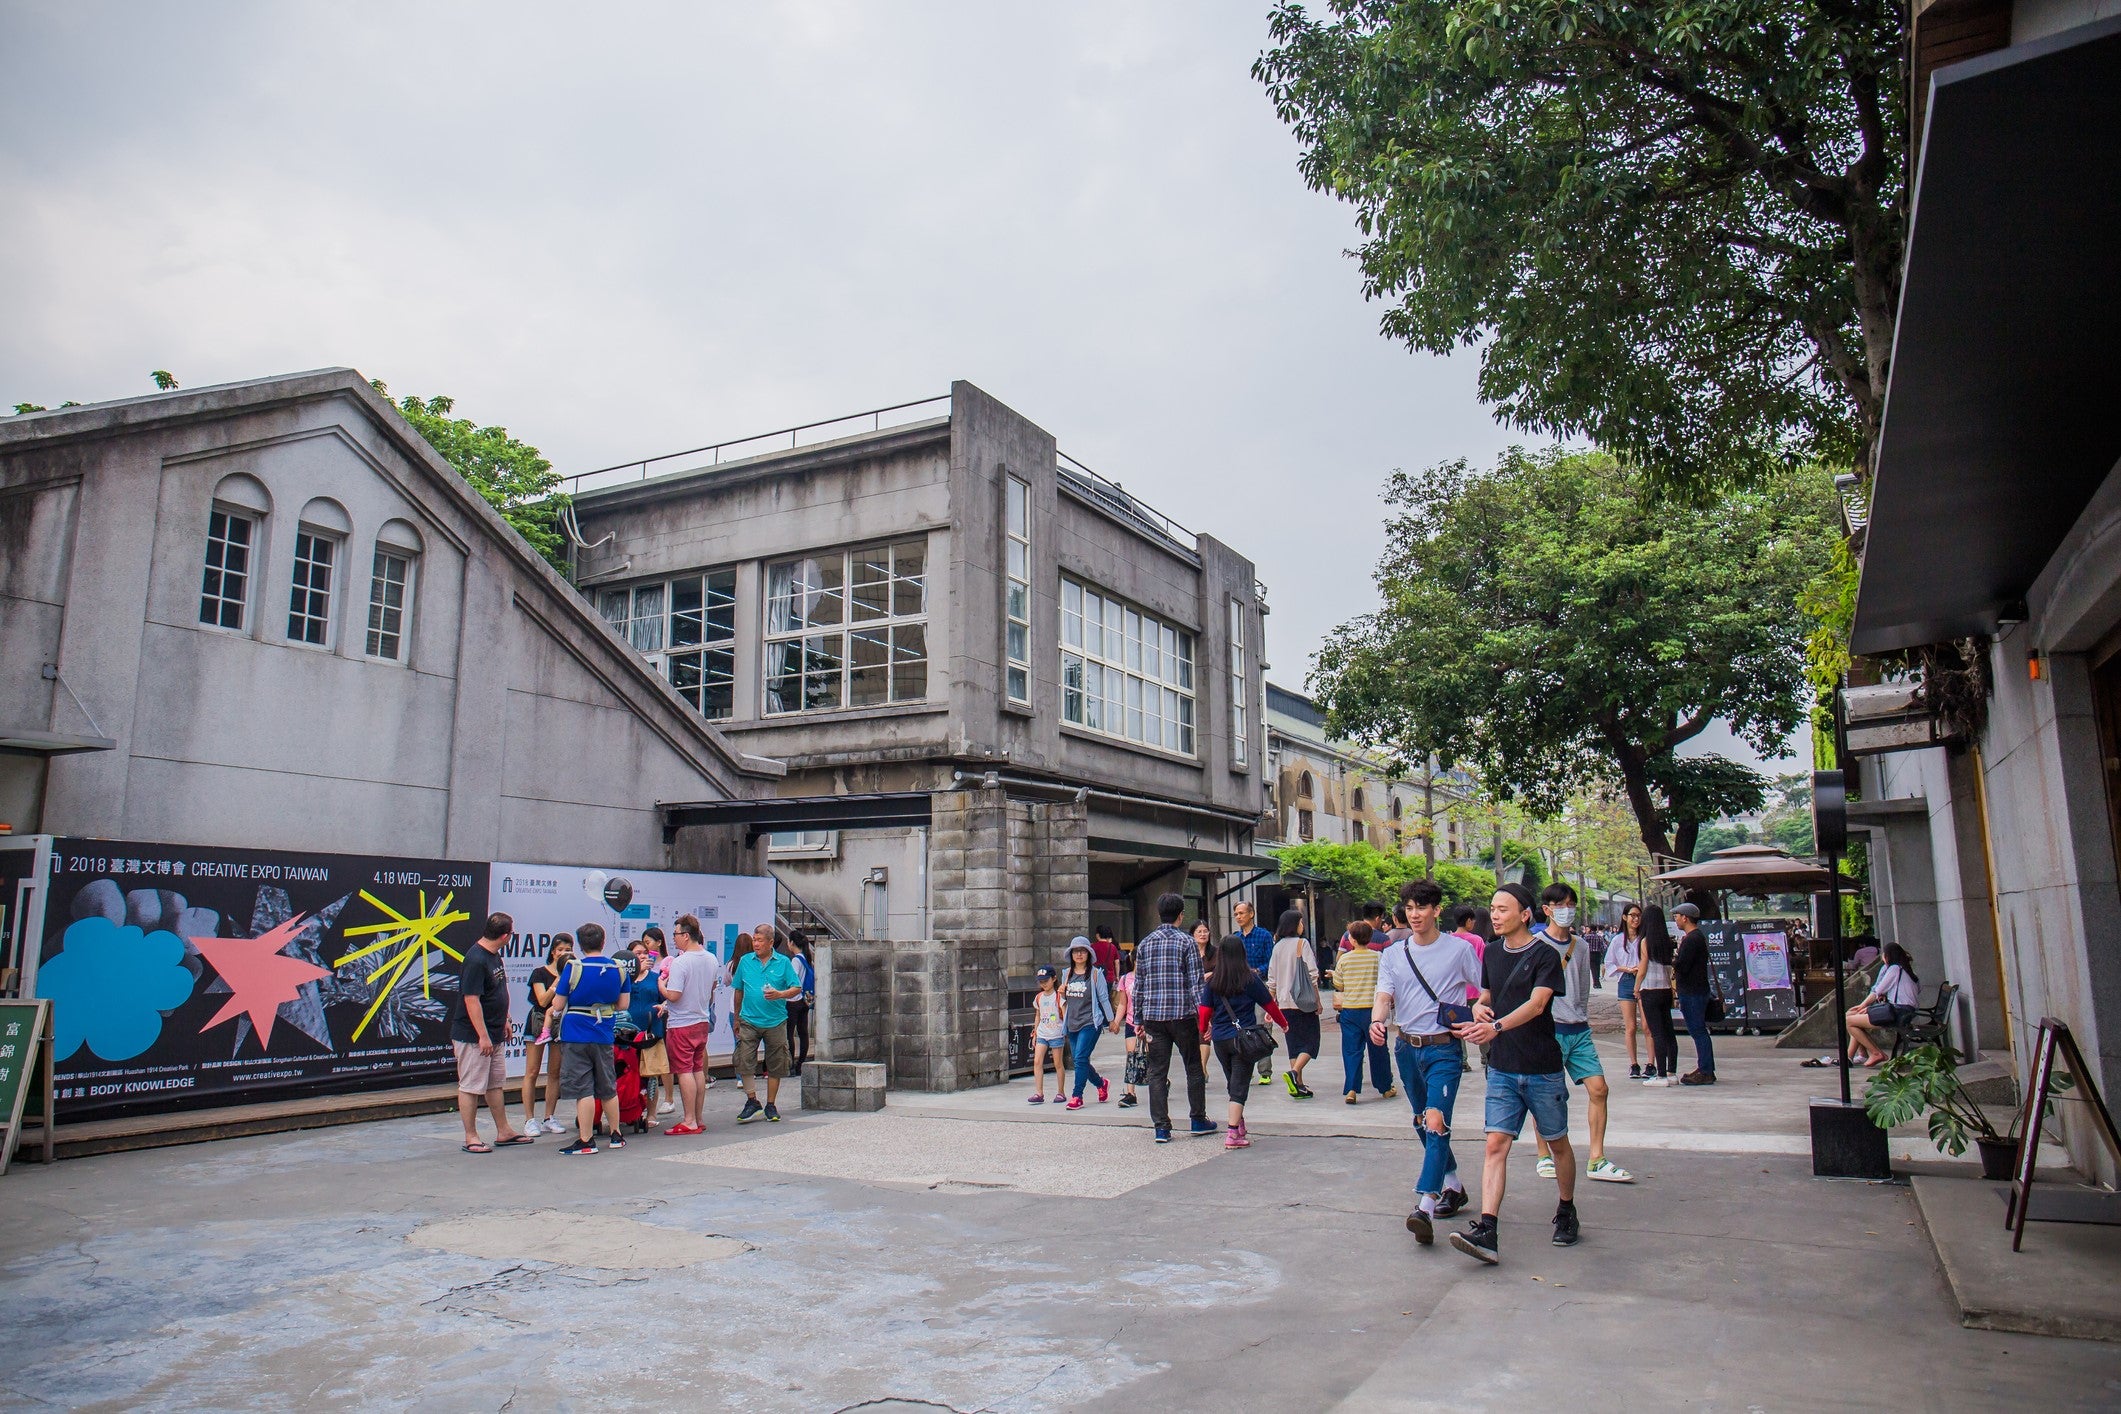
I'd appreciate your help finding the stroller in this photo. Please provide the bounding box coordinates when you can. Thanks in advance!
[613,1015,649,1134]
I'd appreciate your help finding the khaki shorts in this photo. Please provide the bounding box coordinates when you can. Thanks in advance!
[454,1039,507,1095]
[735,1019,790,1079]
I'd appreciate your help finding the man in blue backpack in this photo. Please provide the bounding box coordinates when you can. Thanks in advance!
[554,922,631,1156]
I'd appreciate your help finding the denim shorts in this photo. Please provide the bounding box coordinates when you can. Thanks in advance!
[1484,1068,1570,1140]
[1615,973,1637,1002]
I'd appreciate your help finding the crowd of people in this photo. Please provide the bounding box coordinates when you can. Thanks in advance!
[453,910,817,1157]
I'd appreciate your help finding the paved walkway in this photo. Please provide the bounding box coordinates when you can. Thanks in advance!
[0,1012,2111,1410]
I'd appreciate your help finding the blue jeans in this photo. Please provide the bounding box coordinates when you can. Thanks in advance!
[1068,1026,1105,1097]
[1394,1038,1464,1195]
[1677,992,1716,1076]
[1337,1007,1393,1095]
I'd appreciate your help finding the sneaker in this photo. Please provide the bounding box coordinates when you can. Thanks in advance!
[1154,1126,1172,1144]
[1552,1205,1581,1246]
[1118,1093,1138,1109]
[1536,1156,1556,1179]
[1680,1072,1716,1086]
[663,1121,704,1137]
[1283,1073,1301,1097]
[1064,1096,1084,1111]
[1189,1119,1220,1138]
[1096,1079,1110,1103]
[764,1103,782,1122]
[657,1100,676,1116]
[737,1097,763,1124]
[1345,1092,1360,1105]
[1406,1207,1434,1245]
[1587,1157,1634,1183]
[1450,1221,1500,1265]
[604,1131,626,1150]
[1628,1064,1643,1079]
[1256,1070,1274,1086]
[1224,1131,1249,1149]
[1026,1094,1046,1105]
[1435,1188,1469,1219]
[559,1139,597,1157]
[1642,1076,1670,1087]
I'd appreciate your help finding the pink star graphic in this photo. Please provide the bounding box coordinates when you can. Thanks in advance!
[191,914,332,1050]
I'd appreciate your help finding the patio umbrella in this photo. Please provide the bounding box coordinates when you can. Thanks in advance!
[1652,844,1837,895]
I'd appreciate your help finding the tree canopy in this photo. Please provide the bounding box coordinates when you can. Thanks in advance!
[1255,1,1906,491]
[1310,445,1833,861]
[375,382,569,572]
[1275,841,1497,909]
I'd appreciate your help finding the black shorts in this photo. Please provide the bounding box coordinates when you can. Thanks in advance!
[559,1042,616,1102]
[1284,1009,1321,1059]
[1212,1037,1252,1105]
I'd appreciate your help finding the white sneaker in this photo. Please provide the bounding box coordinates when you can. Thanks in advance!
[657,1100,676,1116]
[1643,1076,1670,1087]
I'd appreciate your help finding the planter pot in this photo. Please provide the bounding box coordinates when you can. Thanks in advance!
[1976,1135,2018,1181]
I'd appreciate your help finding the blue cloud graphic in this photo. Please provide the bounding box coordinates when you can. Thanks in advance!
[38,917,197,1062]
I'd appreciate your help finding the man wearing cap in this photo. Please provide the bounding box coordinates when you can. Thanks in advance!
[1671,903,1719,1085]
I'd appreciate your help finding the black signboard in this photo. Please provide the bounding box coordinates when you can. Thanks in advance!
[1701,923,1751,1031]
[36,838,488,1119]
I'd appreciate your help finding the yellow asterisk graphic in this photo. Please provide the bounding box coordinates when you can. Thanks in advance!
[336,889,470,1042]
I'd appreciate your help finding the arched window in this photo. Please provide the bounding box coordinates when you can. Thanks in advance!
[1351,787,1366,813]
[1391,797,1404,821]
[199,473,272,631]
[1299,770,1315,798]
[367,519,424,661]
[288,498,353,647]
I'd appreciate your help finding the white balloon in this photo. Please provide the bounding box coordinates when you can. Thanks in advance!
[581,870,609,908]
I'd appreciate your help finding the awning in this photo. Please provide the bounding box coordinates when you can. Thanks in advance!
[660,791,932,845]
[0,727,117,757]
[1087,837,1272,873]
[1851,16,2121,656]
[1655,846,1836,894]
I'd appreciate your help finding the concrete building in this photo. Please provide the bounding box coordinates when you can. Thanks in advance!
[0,369,779,875]
[566,381,1269,980]
[1851,6,2121,1180]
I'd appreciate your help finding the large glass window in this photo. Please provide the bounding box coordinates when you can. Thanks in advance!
[198,508,254,630]
[366,549,412,660]
[1060,577,1194,755]
[599,570,738,719]
[287,530,337,646]
[1229,598,1249,768]
[765,540,928,714]
[1004,476,1031,704]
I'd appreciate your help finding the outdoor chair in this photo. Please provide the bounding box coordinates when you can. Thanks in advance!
[1891,980,1959,1057]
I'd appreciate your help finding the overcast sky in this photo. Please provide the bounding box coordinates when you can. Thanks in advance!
[1,2,1796,772]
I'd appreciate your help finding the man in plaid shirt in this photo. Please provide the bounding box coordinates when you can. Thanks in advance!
[1133,892,1216,1142]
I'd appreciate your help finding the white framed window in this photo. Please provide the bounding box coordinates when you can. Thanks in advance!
[1004,475,1031,704]
[765,540,928,714]
[199,508,255,631]
[1060,577,1195,755]
[287,530,338,646]
[365,549,412,660]
[1229,598,1249,768]
[767,830,838,859]
[599,570,738,720]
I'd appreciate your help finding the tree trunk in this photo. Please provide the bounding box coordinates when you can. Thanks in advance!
[1674,817,1702,864]
[1604,728,1677,862]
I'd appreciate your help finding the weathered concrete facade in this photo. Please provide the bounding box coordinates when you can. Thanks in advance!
[0,370,777,869]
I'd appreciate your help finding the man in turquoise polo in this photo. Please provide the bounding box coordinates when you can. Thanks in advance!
[731,922,804,1123]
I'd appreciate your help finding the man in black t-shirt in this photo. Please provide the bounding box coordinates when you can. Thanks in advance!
[1445,883,1579,1263]
[453,912,528,1153]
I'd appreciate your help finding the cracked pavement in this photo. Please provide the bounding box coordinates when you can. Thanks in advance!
[1,1070,2118,1410]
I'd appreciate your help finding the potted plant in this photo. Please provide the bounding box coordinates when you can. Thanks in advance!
[1864,1042,2015,1178]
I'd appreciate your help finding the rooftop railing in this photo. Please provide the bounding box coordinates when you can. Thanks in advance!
[1055,450,1198,555]
[559,394,952,496]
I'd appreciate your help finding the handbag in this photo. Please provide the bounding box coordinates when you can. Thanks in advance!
[1283,945,1319,1012]
[1867,1000,1898,1027]
[1400,941,1475,1030]
[1218,995,1278,1066]
[1123,1036,1149,1087]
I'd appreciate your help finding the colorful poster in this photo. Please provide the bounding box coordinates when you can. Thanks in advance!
[486,863,776,1075]
[35,839,488,1118]
[1743,930,1794,991]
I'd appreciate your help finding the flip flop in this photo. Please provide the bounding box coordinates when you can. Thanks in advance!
[493,1134,535,1146]
[461,1141,492,1154]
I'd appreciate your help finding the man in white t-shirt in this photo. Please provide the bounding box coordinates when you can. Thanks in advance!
[659,913,722,1136]
[1372,878,1484,1246]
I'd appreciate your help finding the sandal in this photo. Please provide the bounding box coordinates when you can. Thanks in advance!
[493,1133,535,1146]
[461,1141,492,1154]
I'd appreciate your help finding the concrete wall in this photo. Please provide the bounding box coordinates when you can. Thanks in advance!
[0,371,775,869]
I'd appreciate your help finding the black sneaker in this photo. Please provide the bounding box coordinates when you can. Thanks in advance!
[764,1103,782,1122]
[1117,1092,1138,1109]
[559,1139,597,1157]
[604,1130,626,1150]
[1435,1189,1469,1219]
[737,1097,763,1124]
[1552,1205,1580,1246]
[1154,1126,1172,1143]
[1189,1118,1219,1137]
[1629,1064,1643,1079]
[1450,1221,1499,1265]
[1406,1208,1434,1245]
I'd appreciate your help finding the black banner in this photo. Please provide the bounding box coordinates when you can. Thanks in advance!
[36,838,488,1119]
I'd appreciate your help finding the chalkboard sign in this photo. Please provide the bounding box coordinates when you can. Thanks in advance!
[0,999,55,1176]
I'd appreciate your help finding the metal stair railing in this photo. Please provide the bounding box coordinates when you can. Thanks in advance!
[772,873,856,943]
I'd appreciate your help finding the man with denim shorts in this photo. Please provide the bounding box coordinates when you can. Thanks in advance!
[1448,883,1579,1264]
[1373,877,1482,1246]
[1534,882,1633,1185]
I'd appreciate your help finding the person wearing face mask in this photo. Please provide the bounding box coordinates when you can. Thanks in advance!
[1533,882,1632,1185]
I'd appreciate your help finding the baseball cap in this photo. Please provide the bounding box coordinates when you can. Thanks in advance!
[1672,902,1702,919]
[1035,964,1056,980]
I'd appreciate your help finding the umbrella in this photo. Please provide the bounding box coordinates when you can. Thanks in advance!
[1653,844,1836,894]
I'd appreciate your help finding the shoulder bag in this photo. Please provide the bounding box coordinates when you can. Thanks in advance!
[1399,941,1475,1030]
[1218,994,1279,1066]
[1283,944,1320,1012]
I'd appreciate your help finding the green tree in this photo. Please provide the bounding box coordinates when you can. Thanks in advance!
[1256,2,1906,491]
[374,381,569,573]
[1692,822,1752,861]
[1312,446,1831,863]
[1272,841,1496,909]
